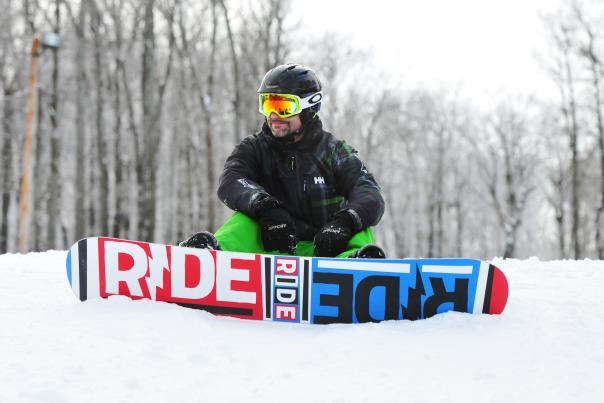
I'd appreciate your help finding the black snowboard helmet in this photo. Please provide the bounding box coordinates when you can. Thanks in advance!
[258,63,322,126]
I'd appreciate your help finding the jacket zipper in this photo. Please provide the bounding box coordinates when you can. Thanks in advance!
[292,154,307,217]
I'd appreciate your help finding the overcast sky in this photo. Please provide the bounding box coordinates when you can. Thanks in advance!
[293,0,561,102]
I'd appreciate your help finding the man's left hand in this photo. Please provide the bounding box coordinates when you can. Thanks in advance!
[313,212,355,257]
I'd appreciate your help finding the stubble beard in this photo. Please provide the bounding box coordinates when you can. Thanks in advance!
[269,120,292,138]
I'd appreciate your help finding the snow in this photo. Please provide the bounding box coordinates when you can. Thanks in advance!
[1,252,603,403]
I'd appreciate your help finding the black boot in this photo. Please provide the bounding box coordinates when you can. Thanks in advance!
[178,231,221,250]
[348,244,386,259]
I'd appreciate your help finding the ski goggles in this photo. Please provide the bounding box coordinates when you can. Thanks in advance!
[258,92,323,118]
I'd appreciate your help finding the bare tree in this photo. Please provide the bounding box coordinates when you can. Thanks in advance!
[104,0,133,239]
[475,101,537,258]
[88,0,111,236]
[114,0,143,240]
[218,0,242,144]
[203,0,218,231]
[573,2,604,258]
[402,91,455,258]
[0,1,27,252]
[65,0,92,241]
[137,0,158,241]
[252,0,289,72]
[237,0,294,135]
[543,12,583,258]
[541,108,569,258]
[137,0,176,241]
[174,0,218,231]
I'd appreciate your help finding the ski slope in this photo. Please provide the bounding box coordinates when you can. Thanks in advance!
[0,251,602,403]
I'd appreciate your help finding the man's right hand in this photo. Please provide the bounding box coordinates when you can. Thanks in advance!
[255,198,297,255]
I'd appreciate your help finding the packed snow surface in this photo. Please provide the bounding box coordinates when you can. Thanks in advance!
[1,251,603,402]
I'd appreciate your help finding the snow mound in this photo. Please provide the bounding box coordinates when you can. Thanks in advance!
[1,251,602,402]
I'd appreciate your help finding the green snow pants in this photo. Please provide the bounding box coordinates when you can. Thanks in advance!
[214,212,374,258]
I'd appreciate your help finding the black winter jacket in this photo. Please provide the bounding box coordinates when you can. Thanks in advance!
[217,118,385,240]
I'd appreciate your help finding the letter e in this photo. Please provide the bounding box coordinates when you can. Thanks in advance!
[276,305,297,320]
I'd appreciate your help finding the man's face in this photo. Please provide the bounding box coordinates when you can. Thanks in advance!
[267,112,302,138]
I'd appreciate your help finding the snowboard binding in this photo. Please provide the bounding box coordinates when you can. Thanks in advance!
[348,244,386,259]
[178,231,221,250]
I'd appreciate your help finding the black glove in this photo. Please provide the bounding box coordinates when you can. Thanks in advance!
[178,231,221,250]
[313,211,356,257]
[255,197,297,255]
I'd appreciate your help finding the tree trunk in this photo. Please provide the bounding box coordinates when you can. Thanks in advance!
[47,0,61,249]
[112,61,127,239]
[453,199,463,257]
[502,141,516,258]
[573,0,604,258]
[218,0,242,145]
[549,167,566,258]
[90,1,110,236]
[586,41,604,259]
[32,81,45,251]
[74,1,88,241]
[1,89,15,252]
[139,0,158,241]
[544,15,583,259]
[565,56,581,259]
[118,56,138,240]
[111,18,125,238]
[435,128,445,257]
[550,22,582,259]
[568,80,581,259]
[502,183,517,258]
[427,198,435,258]
[198,0,218,232]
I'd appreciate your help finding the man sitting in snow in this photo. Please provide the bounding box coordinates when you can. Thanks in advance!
[181,63,385,258]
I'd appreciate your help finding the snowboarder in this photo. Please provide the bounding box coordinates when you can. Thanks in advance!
[181,63,385,258]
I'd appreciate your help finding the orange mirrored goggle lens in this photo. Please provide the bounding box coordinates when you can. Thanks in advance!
[259,94,301,118]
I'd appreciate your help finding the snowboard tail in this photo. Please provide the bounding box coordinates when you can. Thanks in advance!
[66,237,508,324]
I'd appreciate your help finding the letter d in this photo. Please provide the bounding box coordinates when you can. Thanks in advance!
[171,248,215,300]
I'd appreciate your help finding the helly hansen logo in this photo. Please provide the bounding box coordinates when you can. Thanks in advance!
[314,176,325,185]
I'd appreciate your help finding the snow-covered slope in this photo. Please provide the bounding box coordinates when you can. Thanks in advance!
[0,251,602,403]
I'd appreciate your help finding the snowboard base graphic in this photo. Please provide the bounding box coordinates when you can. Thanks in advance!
[66,237,508,324]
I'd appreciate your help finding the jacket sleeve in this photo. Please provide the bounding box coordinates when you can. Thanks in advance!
[332,141,385,231]
[217,137,272,217]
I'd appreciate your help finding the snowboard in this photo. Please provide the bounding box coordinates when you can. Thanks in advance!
[66,237,509,324]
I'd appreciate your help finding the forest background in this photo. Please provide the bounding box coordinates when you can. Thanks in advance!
[1,0,603,260]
